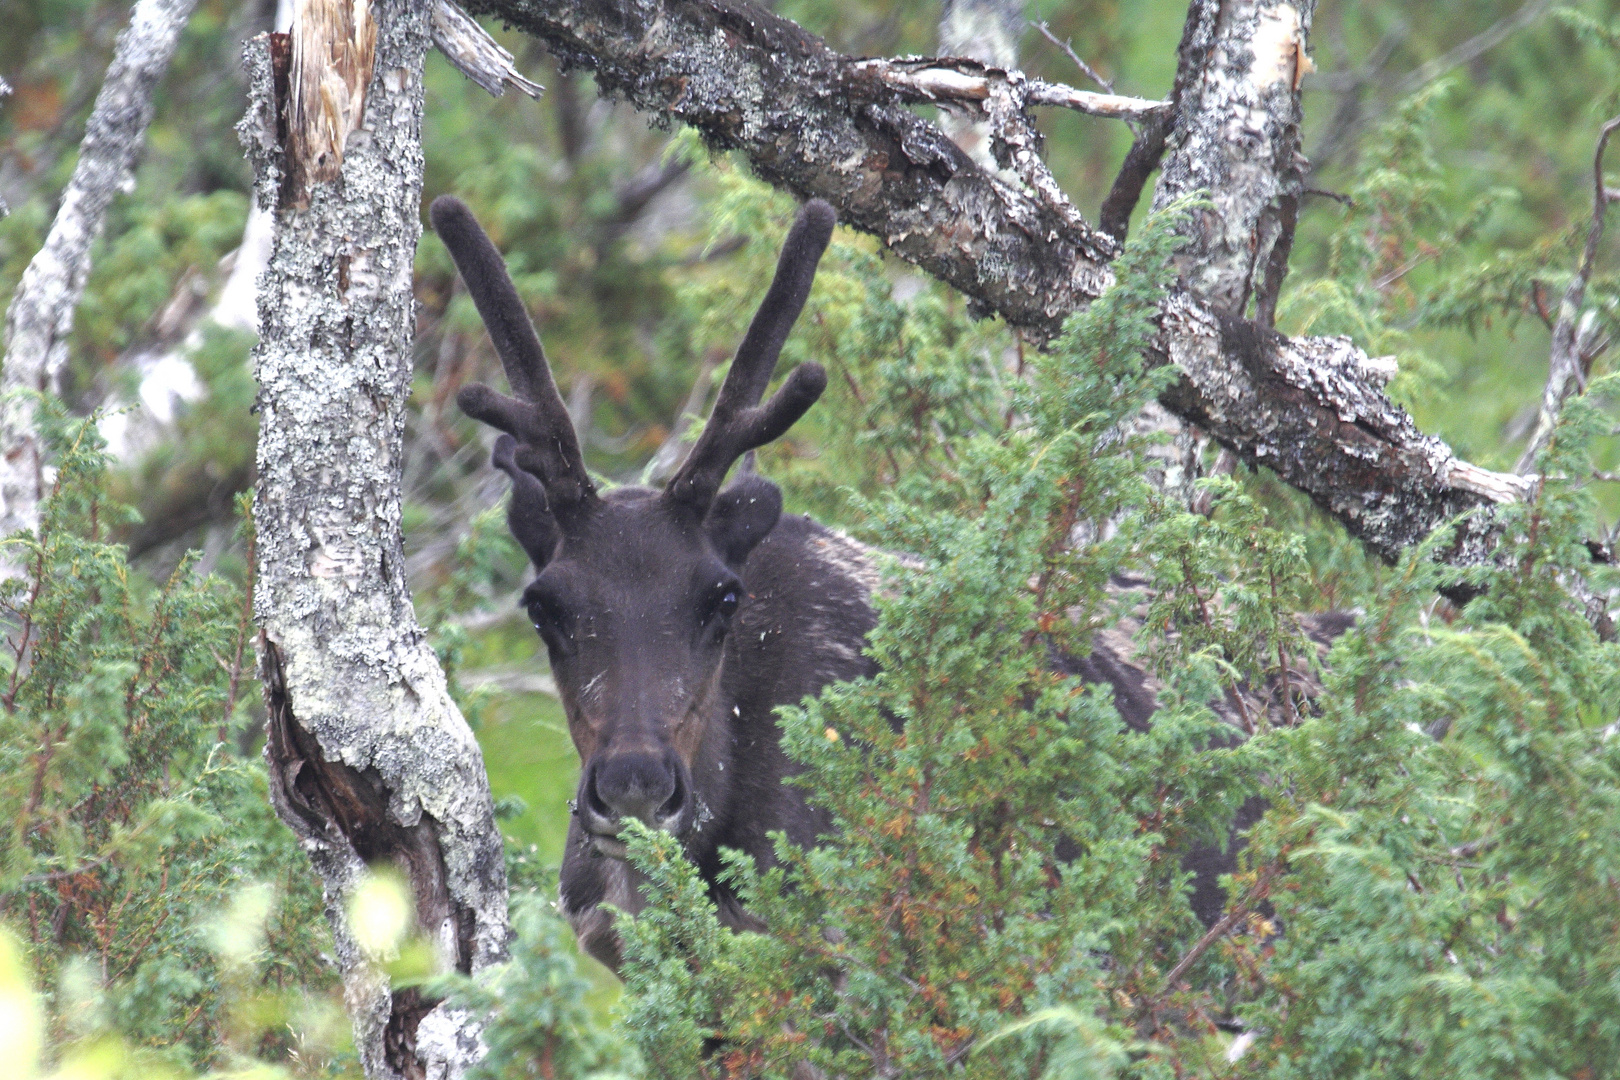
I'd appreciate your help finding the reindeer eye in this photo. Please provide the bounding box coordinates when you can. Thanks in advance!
[525,593,576,657]
[701,583,741,632]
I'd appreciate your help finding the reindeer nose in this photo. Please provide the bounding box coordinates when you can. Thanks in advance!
[587,750,686,828]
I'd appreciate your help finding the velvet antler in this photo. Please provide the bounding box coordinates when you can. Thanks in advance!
[664,199,834,512]
[433,195,597,518]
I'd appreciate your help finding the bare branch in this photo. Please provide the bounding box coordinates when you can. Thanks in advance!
[1393,0,1554,97]
[0,0,200,547]
[464,0,1537,573]
[1151,861,1282,1012]
[642,351,717,485]
[431,0,544,99]
[1313,1,1552,173]
[854,57,1169,123]
[1099,112,1171,241]
[1030,19,1113,93]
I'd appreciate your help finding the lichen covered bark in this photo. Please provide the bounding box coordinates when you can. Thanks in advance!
[1144,0,1528,568]
[1152,0,1313,316]
[241,1,507,1076]
[462,0,1118,331]
[1153,298,1522,567]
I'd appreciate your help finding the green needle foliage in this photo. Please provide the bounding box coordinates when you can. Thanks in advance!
[5,5,1620,1076]
[468,189,1620,1079]
[0,413,345,1076]
[1239,379,1620,1078]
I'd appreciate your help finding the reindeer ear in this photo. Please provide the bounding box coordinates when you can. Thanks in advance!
[492,435,561,569]
[704,473,783,567]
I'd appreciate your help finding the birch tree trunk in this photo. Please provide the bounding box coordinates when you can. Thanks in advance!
[239,1,508,1076]
[0,0,199,552]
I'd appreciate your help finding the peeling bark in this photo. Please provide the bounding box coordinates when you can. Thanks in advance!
[464,0,1531,570]
[286,0,378,204]
[240,0,507,1074]
[431,0,544,100]
[0,0,200,551]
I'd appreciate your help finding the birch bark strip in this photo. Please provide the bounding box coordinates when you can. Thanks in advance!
[0,0,200,546]
[239,0,508,1075]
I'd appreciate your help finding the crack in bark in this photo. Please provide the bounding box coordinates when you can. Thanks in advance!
[262,638,480,1079]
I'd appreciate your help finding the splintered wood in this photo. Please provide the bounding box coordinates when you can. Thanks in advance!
[287,0,376,204]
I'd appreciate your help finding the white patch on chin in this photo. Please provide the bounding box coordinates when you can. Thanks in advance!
[600,858,639,912]
[590,834,629,859]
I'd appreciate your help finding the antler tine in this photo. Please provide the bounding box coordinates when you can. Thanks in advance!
[666,200,835,509]
[490,434,561,567]
[432,195,596,511]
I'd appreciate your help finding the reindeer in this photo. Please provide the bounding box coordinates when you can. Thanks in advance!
[433,196,880,970]
[432,195,1314,974]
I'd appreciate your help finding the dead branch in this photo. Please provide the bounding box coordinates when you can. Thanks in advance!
[431,0,544,99]
[1392,0,1554,98]
[853,56,1169,123]
[1030,20,1114,93]
[461,0,1534,575]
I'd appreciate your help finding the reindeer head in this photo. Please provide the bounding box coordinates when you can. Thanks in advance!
[431,195,833,857]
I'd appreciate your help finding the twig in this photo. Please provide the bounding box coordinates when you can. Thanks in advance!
[1030,20,1113,92]
[1530,280,1554,330]
[1303,187,1354,207]
[1394,0,1554,97]
[1316,1,1551,174]
[1151,862,1280,1007]
[852,57,1168,124]
[1099,111,1171,242]
[219,512,256,742]
[642,352,719,484]
[19,847,119,885]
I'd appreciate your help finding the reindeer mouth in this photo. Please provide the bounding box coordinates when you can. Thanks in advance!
[578,758,692,860]
[586,834,630,859]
